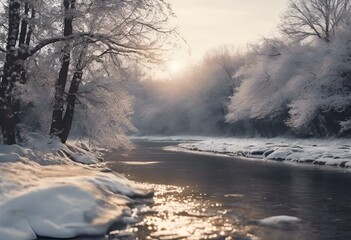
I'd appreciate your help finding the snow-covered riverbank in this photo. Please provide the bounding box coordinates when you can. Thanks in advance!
[0,133,151,240]
[159,137,351,168]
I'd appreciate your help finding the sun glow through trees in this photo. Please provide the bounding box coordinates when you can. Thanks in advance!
[167,60,184,75]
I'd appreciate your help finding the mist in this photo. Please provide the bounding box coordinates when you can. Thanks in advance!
[129,36,351,138]
[128,48,246,136]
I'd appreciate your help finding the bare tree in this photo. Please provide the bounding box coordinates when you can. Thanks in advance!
[280,0,351,42]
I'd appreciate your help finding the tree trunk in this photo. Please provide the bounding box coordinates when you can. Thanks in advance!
[12,3,35,142]
[0,0,22,144]
[18,3,35,85]
[50,0,75,137]
[19,3,30,48]
[60,50,85,143]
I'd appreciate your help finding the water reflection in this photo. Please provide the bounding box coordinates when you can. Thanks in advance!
[105,141,351,240]
[110,184,255,240]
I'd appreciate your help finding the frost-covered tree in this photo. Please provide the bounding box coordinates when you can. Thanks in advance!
[0,0,176,145]
[49,0,176,144]
[225,40,292,137]
[226,33,351,137]
[21,50,136,148]
[280,0,351,42]
[0,0,82,144]
[224,0,351,137]
[0,0,58,144]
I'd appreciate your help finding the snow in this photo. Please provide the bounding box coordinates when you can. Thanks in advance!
[259,215,301,228]
[171,137,351,168]
[0,133,151,240]
[0,132,102,166]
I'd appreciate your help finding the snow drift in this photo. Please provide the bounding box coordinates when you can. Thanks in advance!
[175,137,351,168]
[0,133,151,240]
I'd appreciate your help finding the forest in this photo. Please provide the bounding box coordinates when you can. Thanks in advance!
[0,0,176,146]
[1,0,351,147]
[131,0,351,138]
[1,1,351,240]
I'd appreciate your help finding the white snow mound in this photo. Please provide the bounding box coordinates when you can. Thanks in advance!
[259,215,301,228]
[176,138,351,168]
[0,133,150,240]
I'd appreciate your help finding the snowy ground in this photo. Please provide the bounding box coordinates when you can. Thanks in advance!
[0,133,151,240]
[155,136,351,168]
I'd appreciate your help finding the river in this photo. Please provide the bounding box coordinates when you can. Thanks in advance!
[105,140,351,240]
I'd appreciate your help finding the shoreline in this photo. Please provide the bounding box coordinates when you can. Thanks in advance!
[131,136,351,170]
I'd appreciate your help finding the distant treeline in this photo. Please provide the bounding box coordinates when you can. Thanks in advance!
[130,0,351,138]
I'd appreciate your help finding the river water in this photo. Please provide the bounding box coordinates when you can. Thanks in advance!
[105,140,351,240]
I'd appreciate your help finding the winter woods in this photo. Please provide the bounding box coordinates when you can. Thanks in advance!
[0,0,175,145]
[226,0,351,137]
[1,0,350,145]
[131,0,351,138]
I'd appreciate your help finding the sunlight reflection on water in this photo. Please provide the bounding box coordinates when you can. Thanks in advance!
[110,184,255,240]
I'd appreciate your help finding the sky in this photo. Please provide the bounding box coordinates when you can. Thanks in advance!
[168,0,289,64]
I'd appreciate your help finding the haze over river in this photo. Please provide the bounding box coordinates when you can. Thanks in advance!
[105,140,351,240]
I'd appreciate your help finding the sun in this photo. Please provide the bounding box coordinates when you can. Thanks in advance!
[152,58,188,79]
[167,60,183,74]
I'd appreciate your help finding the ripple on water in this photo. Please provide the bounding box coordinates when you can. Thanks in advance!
[109,184,256,240]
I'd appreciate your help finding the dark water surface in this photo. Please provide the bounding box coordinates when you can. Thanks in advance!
[105,140,351,240]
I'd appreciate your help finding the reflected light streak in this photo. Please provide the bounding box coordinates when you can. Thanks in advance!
[111,184,256,240]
